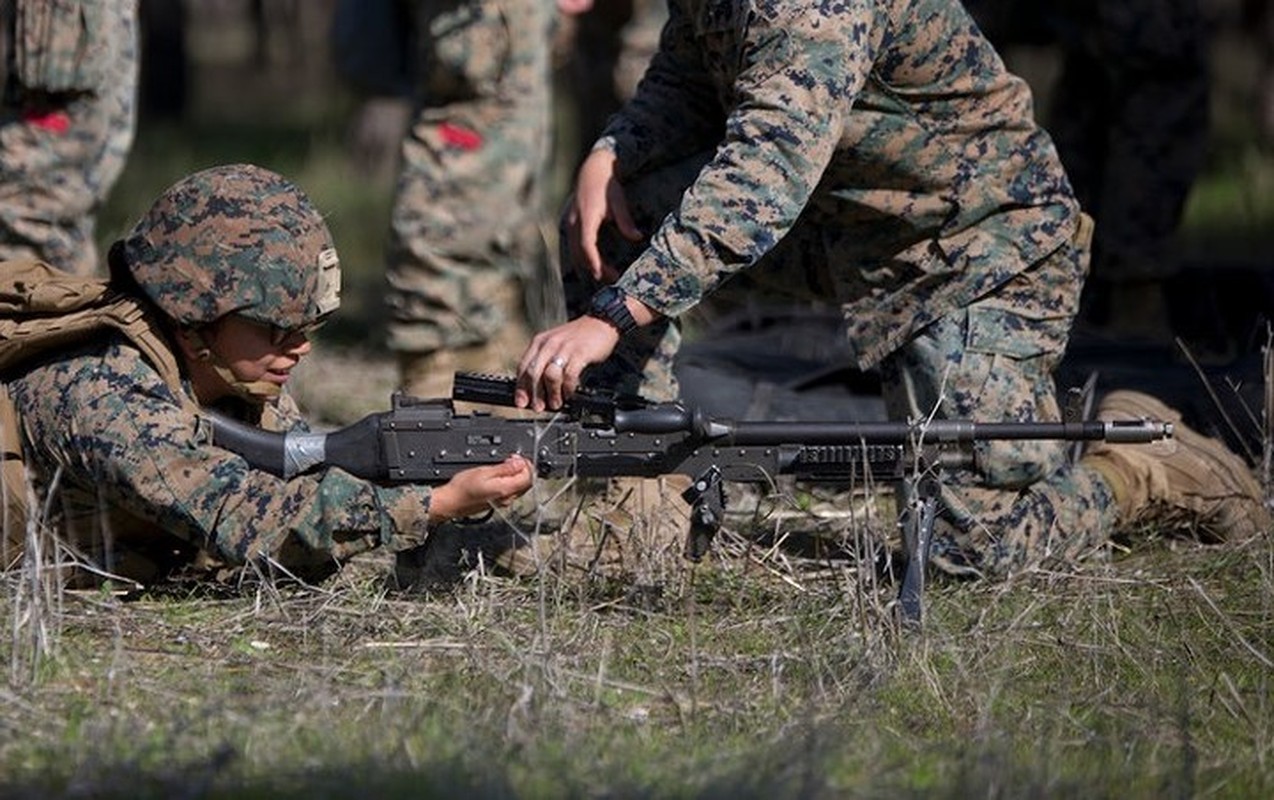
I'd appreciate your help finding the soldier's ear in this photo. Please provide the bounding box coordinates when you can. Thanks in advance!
[175,328,213,362]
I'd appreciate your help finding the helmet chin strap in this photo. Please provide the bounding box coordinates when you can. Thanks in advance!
[210,363,282,402]
[188,330,282,403]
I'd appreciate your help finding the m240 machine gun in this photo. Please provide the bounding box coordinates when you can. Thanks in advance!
[206,373,1172,622]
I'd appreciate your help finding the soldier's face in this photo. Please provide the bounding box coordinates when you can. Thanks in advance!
[202,315,314,388]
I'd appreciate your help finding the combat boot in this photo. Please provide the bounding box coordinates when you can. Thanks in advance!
[1081,391,1270,541]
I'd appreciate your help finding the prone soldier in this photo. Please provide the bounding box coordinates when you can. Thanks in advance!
[1,164,532,588]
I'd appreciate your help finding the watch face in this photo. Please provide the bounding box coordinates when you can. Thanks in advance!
[593,286,623,311]
[589,286,636,334]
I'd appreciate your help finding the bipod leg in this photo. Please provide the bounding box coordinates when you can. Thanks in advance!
[898,474,940,626]
[681,466,725,562]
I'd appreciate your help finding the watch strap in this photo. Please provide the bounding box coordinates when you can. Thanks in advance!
[588,289,640,336]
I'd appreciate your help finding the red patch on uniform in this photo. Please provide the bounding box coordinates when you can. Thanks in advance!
[438,123,483,151]
[22,109,71,134]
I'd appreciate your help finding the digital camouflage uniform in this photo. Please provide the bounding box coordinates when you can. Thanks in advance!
[0,0,139,276]
[385,0,556,371]
[6,341,432,585]
[573,0,1120,578]
[2,166,433,586]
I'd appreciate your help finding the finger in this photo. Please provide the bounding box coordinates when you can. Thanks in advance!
[560,358,582,399]
[494,455,529,477]
[610,192,643,242]
[513,360,535,409]
[508,455,533,482]
[544,354,569,410]
[515,341,547,409]
[566,191,605,281]
[578,213,606,281]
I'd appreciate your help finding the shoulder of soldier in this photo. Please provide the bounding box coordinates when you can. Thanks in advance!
[8,334,190,424]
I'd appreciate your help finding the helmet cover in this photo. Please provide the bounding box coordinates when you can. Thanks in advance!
[121,163,341,329]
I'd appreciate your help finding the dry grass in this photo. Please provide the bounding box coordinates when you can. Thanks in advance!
[1,344,1271,797]
[2,530,1271,798]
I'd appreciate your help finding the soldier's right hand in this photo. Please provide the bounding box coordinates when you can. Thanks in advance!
[564,147,642,283]
[426,456,533,524]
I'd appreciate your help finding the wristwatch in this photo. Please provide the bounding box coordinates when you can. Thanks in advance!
[587,286,640,336]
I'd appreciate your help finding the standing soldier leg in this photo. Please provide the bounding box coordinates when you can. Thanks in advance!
[386,0,554,400]
[386,120,540,398]
[0,0,138,275]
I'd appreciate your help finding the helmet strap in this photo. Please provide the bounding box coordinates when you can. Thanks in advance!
[210,364,283,402]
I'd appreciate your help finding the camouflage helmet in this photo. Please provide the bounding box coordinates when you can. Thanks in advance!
[120,164,341,330]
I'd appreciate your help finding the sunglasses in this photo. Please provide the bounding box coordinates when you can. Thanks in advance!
[224,316,327,347]
[267,319,326,346]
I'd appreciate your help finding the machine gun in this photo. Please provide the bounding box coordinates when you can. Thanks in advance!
[206,373,1172,623]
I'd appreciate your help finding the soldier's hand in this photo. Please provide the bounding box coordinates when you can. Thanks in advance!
[565,148,642,283]
[427,456,533,523]
[514,316,619,411]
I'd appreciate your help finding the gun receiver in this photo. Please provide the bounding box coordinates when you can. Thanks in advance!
[206,372,1172,624]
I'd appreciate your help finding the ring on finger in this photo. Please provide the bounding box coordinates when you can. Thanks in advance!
[551,356,568,369]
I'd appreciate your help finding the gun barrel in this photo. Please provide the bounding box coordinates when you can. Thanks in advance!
[450,372,1173,446]
[715,419,1171,446]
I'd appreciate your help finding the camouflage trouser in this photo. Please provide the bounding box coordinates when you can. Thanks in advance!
[567,153,1119,578]
[878,224,1119,578]
[0,0,138,277]
[384,0,553,354]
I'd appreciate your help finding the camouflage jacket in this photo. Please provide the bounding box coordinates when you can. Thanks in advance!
[5,334,431,584]
[602,0,1080,368]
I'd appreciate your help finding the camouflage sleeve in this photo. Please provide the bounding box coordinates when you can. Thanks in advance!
[13,342,431,565]
[612,4,868,316]
[596,2,727,176]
